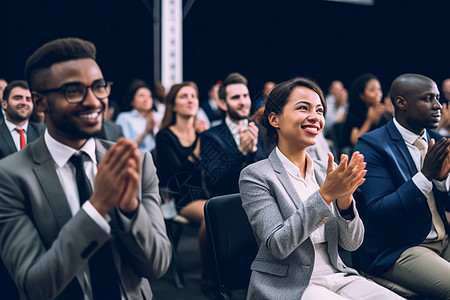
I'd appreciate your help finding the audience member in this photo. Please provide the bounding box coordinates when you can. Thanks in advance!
[155,81,210,285]
[104,99,120,121]
[354,73,450,298]
[239,77,402,300]
[251,81,275,115]
[116,79,158,151]
[29,107,45,124]
[437,103,450,137]
[323,80,348,138]
[97,101,124,142]
[152,81,166,124]
[440,78,450,105]
[184,81,211,133]
[343,73,389,148]
[0,78,8,119]
[201,82,224,127]
[0,37,171,299]
[200,72,261,197]
[0,80,45,160]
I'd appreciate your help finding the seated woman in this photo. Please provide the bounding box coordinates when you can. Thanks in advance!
[343,73,390,148]
[154,82,210,282]
[116,79,158,151]
[239,77,403,300]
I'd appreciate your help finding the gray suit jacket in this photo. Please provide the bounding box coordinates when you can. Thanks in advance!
[239,150,364,300]
[0,119,45,160]
[0,136,172,300]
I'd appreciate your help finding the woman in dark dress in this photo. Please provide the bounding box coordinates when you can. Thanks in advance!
[155,81,210,281]
[343,73,390,149]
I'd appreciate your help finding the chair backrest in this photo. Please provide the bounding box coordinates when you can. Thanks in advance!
[204,193,258,299]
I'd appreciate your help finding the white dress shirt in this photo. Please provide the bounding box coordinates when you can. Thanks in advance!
[276,147,337,276]
[393,118,448,239]
[4,119,29,151]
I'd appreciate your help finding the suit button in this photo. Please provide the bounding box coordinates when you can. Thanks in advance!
[137,232,145,244]
[81,241,99,259]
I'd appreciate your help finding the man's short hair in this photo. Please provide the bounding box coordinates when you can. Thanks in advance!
[25,37,96,91]
[218,72,248,101]
[2,80,29,101]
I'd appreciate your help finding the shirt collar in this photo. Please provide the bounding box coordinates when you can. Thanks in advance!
[225,116,240,136]
[393,117,427,145]
[276,147,314,179]
[4,118,28,133]
[44,129,97,168]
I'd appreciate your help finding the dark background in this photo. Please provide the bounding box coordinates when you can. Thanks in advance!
[1,0,450,110]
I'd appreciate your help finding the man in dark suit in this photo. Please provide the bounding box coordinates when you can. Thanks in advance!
[200,72,262,197]
[0,37,171,299]
[355,73,450,298]
[0,78,7,120]
[0,80,45,159]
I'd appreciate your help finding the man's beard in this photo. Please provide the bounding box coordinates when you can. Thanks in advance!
[227,105,248,121]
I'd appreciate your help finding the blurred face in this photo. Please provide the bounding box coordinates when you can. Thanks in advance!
[34,58,107,149]
[224,83,251,121]
[360,79,382,107]
[0,80,7,100]
[173,86,199,118]
[270,86,324,149]
[131,87,153,113]
[403,79,441,134]
[263,82,275,98]
[442,79,450,101]
[2,87,33,124]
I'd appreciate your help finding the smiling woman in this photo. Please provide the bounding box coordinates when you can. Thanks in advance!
[239,77,403,300]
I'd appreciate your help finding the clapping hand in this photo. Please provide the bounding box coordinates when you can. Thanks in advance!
[422,138,450,181]
[319,151,367,209]
[90,138,140,217]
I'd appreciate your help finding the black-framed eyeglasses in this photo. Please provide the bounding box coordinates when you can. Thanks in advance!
[34,80,113,104]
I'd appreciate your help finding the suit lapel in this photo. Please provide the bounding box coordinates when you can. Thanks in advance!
[386,121,417,176]
[0,119,18,154]
[269,150,302,213]
[31,136,73,228]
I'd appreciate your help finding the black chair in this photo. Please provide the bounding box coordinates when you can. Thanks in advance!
[204,193,258,300]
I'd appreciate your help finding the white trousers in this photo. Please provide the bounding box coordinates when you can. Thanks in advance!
[302,273,405,300]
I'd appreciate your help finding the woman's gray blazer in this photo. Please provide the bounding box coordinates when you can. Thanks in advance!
[239,150,364,300]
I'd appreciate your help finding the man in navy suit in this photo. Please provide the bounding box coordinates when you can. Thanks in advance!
[200,72,261,197]
[0,80,45,159]
[355,73,450,298]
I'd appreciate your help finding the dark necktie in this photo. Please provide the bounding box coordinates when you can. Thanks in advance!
[69,153,121,299]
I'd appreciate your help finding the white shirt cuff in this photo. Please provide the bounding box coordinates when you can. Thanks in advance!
[433,178,448,192]
[412,172,433,195]
[82,201,111,234]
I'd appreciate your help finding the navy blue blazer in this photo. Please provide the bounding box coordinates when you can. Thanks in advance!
[354,120,450,275]
[200,122,266,197]
[0,119,45,160]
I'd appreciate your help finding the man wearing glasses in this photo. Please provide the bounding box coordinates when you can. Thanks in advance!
[0,38,171,299]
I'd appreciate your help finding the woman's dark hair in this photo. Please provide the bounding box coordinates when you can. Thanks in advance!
[160,81,199,130]
[122,79,151,112]
[347,73,378,116]
[261,77,326,144]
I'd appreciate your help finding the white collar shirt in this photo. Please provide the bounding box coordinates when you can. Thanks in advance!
[4,119,29,151]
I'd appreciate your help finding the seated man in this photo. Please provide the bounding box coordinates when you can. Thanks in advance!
[355,73,450,299]
[0,80,45,159]
[0,37,171,300]
[200,72,262,197]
